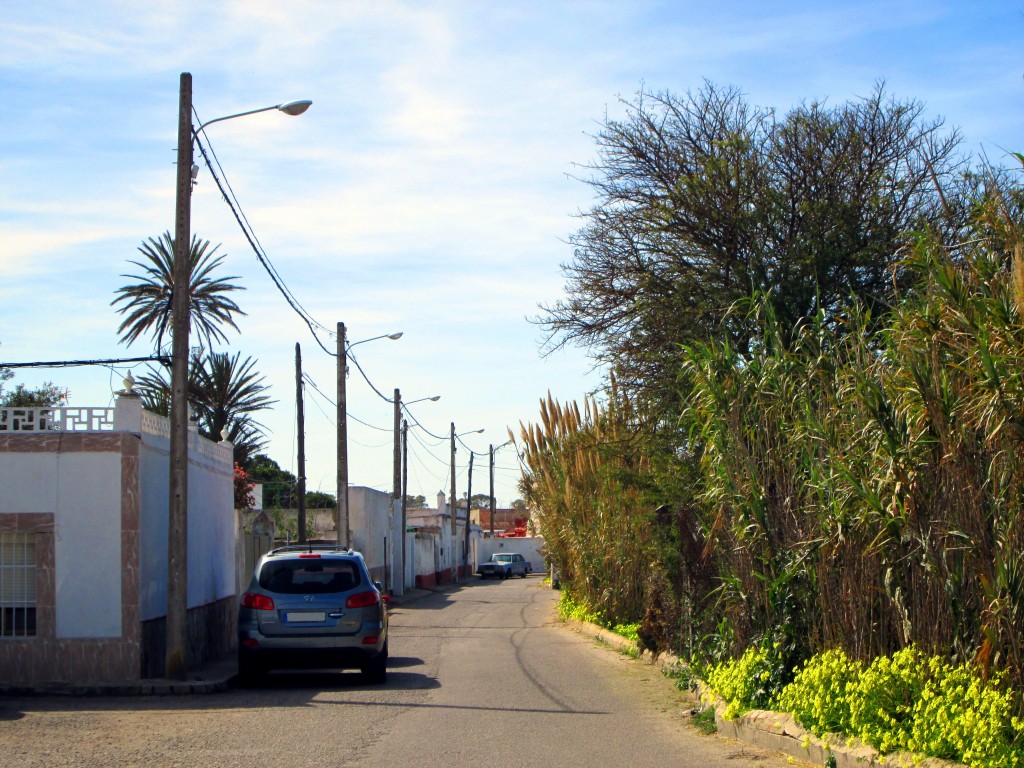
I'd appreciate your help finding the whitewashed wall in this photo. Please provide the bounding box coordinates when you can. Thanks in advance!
[1,451,122,637]
[349,486,391,579]
[139,429,235,621]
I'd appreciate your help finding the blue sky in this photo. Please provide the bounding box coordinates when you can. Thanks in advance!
[2,1,1022,507]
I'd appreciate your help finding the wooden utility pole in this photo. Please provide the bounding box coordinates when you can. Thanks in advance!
[489,443,496,536]
[464,451,474,570]
[401,419,408,591]
[166,71,193,681]
[449,422,456,578]
[337,322,349,547]
[388,388,401,592]
[295,343,307,544]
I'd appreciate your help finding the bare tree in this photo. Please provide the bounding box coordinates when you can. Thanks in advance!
[541,82,972,402]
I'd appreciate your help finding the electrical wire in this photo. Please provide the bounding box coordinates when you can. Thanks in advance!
[408,427,450,468]
[192,111,331,335]
[402,406,449,442]
[302,373,390,432]
[192,133,335,357]
[344,348,393,404]
[192,121,404,417]
[0,356,168,368]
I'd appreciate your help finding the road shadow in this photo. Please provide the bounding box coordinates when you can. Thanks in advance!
[238,668,439,692]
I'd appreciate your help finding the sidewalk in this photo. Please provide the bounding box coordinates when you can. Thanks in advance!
[1,586,445,697]
[0,653,239,697]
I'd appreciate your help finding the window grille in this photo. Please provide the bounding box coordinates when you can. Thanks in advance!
[0,532,36,637]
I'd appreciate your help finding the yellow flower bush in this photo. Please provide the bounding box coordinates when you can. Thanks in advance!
[777,648,863,736]
[706,645,776,719]
[706,644,1024,768]
[907,659,1024,767]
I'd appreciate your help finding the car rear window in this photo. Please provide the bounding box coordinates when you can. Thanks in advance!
[259,560,360,594]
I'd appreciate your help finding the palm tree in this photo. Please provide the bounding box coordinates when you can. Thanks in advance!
[193,351,274,464]
[111,232,245,352]
[135,351,274,465]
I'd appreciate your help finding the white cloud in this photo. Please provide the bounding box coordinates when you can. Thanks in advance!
[2,0,1021,505]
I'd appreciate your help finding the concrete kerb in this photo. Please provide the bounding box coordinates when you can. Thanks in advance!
[0,586,454,697]
[0,658,236,697]
[564,618,964,768]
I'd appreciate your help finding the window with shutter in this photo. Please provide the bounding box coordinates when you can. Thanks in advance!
[0,532,36,637]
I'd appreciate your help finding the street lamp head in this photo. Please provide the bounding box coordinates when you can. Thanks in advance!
[405,394,441,407]
[195,99,313,135]
[277,99,312,116]
[348,330,403,350]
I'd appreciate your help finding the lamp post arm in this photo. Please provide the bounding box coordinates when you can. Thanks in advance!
[194,100,312,136]
[195,105,277,135]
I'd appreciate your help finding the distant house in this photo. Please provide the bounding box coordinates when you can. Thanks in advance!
[405,492,481,588]
[472,506,530,536]
[0,389,235,685]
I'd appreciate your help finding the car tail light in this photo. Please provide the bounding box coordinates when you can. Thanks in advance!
[242,592,275,611]
[362,635,379,645]
[298,553,321,559]
[345,590,380,609]
[241,637,259,648]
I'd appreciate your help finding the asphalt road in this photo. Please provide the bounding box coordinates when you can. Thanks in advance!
[0,577,806,767]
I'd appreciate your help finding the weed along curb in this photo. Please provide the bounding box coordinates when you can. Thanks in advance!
[564,618,965,768]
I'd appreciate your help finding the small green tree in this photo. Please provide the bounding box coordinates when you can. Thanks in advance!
[305,491,336,509]
[244,454,298,509]
[0,344,65,408]
[0,382,66,408]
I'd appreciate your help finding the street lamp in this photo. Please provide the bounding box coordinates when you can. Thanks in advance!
[194,100,312,134]
[391,393,440,595]
[336,324,402,549]
[394,393,441,513]
[449,424,484,581]
[489,439,515,536]
[168,73,310,680]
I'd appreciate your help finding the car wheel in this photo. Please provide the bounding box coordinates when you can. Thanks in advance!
[520,570,527,578]
[361,644,388,685]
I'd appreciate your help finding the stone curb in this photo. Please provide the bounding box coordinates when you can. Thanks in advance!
[0,586,455,698]
[0,675,233,698]
[564,618,963,768]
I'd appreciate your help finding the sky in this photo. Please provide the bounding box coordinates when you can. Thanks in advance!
[2,1,1022,509]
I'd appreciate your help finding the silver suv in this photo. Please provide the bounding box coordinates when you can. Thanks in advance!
[238,545,389,683]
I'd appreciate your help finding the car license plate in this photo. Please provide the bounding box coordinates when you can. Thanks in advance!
[285,611,325,623]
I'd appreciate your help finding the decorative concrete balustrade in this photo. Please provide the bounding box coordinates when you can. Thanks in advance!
[0,406,116,432]
[0,392,232,463]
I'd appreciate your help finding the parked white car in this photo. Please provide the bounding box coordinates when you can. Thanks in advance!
[477,552,532,579]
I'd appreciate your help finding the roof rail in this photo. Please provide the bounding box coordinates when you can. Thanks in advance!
[268,544,355,556]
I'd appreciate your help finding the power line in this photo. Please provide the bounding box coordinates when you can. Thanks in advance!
[302,373,390,432]
[193,124,403,421]
[1,356,169,369]
[402,406,448,442]
[193,132,335,356]
[345,348,392,403]
[193,109,331,338]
